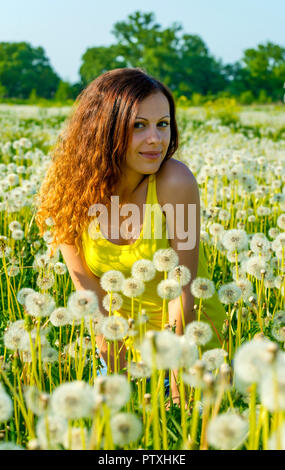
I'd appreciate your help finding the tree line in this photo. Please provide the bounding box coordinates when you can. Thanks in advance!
[0,11,284,104]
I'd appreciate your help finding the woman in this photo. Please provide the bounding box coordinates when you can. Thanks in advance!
[36,67,226,403]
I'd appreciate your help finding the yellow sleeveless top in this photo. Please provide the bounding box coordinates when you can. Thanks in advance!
[81,173,226,349]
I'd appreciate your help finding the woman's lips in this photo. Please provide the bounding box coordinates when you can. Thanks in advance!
[139,152,161,160]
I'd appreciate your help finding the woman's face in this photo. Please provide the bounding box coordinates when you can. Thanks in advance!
[124,91,171,176]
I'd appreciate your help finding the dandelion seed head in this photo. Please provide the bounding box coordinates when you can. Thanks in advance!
[101,315,129,341]
[50,307,72,327]
[0,389,13,422]
[157,278,182,300]
[168,265,191,286]
[140,330,182,370]
[221,229,248,252]
[25,292,56,318]
[128,361,152,379]
[207,413,248,450]
[110,412,142,447]
[94,374,131,410]
[102,292,123,312]
[121,277,145,298]
[190,277,215,299]
[178,336,199,369]
[185,321,213,346]
[36,414,67,449]
[218,282,242,304]
[62,426,88,450]
[131,259,156,282]
[202,348,228,371]
[50,381,95,420]
[67,290,98,320]
[153,248,179,272]
[24,386,50,416]
[100,270,125,292]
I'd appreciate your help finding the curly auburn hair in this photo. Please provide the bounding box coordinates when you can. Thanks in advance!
[35,67,179,256]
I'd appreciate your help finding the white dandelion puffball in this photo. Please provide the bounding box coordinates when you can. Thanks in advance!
[101,315,129,341]
[36,414,68,450]
[271,324,285,343]
[168,265,191,286]
[218,282,242,304]
[250,233,270,254]
[62,426,88,451]
[0,388,13,422]
[221,229,248,252]
[234,338,277,386]
[244,255,268,280]
[128,361,152,379]
[84,312,105,336]
[50,381,95,420]
[94,374,131,411]
[25,292,56,318]
[122,277,145,298]
[3,320,29,351]
[268,424,285,450]
[17,287,36,305]
[100,270,125,292]
[185,321,213,346]
[207,412,248,450]
[157,278,182,300]
[24,386,50,416]
[139,330,182,370]
[277,213,285,231]
[202,348,228,371]
[50,307,72,327]
[67,290,98,320]
[110,412,142,447]
[190,277,215,299]
[235,278,254,302]
[53,262,67,275]
[259,356,285,412]
[177,336,199,369]
[153,248,179,272]
[131,258,156,282]
[11,229,24,241]
[102,292,123,312]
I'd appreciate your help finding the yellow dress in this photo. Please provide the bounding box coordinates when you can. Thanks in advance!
[81,173,226,350]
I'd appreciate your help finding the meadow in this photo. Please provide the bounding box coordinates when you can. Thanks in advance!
[0,100,285,450]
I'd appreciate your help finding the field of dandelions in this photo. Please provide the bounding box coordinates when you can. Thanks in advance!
[0,101,285,451]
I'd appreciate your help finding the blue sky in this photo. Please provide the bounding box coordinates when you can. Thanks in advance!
[1,0,284,83]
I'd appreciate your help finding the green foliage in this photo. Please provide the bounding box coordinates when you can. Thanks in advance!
[239,90,255,105]
[0,42,60,99]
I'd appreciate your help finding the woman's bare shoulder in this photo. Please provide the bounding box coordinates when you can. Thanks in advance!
[156,158,198,206]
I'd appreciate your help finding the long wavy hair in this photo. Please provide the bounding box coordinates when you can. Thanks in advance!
[35,67,179,256]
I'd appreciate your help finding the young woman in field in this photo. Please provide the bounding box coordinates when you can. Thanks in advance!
[35,68,226,404]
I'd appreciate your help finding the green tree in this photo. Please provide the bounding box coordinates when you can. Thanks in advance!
[54,80,74,102]
[79,11,228,98]
[241,42,285,101]
[0,42,60,98]
[80,45,128,86]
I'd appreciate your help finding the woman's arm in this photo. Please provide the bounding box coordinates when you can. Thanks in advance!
[158,159,201,403]
[59,243,128,373]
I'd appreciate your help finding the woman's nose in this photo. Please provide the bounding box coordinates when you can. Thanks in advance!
[146,128,162,144]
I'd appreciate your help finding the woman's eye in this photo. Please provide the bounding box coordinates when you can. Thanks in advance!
[134,121,170,129]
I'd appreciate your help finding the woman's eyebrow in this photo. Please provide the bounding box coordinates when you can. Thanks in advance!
[135,114,170,120]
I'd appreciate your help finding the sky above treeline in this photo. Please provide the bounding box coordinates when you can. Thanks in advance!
[1,0,284,84]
